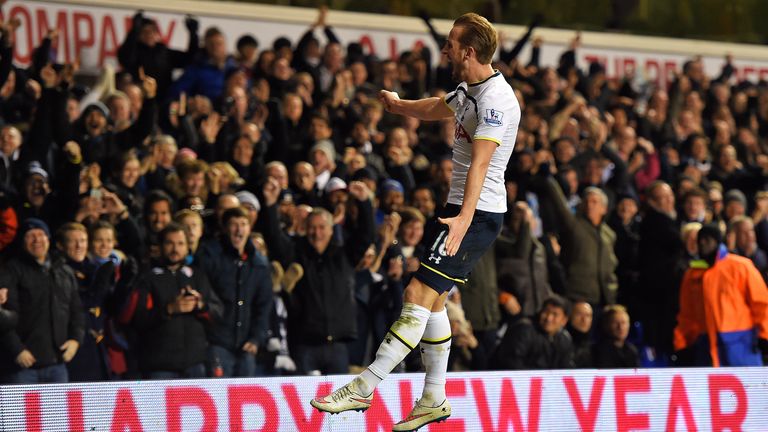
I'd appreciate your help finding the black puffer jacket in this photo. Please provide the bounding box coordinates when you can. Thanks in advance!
[0,254,85,368]
[130,264,222,373]
[262,197,375,344]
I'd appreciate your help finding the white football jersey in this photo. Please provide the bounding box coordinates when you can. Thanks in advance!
[443,70,520,213]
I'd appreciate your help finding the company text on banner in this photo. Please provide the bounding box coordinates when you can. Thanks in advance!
[4,0,768,89]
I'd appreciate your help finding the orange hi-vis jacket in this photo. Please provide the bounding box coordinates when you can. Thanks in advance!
[674,247,768,367]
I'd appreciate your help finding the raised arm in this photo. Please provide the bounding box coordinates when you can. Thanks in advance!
[499,15,539,64]
[117,74,158,151]
[540,174,577,232]
[378,90,453,121]
[417,10,446,48]
[346,181,376,264]
[117,11,143,72]
[261,177,295,267]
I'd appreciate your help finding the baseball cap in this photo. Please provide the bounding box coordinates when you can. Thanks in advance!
[235,190,261,212]
[325,177,348,194]
[26,161,49,181]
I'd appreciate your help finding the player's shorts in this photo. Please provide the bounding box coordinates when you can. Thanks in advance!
[414,203,504,294]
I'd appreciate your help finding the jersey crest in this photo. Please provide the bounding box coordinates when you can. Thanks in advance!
[454,122,472,142]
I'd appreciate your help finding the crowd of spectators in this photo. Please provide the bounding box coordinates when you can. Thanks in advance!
[0,4,767,383]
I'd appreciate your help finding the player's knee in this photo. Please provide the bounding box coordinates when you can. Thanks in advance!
[404,278,440,308]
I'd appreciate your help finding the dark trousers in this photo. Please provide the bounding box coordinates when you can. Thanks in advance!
[295,342,349,375]
[208,344,262,377]
[6,363,69,384]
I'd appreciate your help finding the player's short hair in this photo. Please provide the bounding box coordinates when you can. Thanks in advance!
[453,13,498,65]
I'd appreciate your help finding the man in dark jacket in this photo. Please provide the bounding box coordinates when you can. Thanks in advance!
[568,300,594,368]
[129,222,222,378]
[55,222,110,382]
[197,207,273,377]
[638,181,683,356]
[491,295,574,370]
[592,304,640,368]
[0,218,84,383]
[261,177,375,375]
[117,11,199,100]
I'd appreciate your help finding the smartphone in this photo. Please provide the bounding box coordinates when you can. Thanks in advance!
[90,188,102,200]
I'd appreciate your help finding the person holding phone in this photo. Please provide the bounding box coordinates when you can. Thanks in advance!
[126,222,222,379]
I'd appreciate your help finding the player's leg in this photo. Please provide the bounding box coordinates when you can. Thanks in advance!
[419,293,451,406]
[394,208,503,431]
[358,278,443,393]
[391,293,453,432]
[310,277,440,414]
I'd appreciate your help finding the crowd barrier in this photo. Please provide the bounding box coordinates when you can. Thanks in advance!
[1,368,767,431]
[4,0,768,88]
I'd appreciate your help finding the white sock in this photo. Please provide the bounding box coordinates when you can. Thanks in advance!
[419,308,452,407]
[358,303,432,396]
